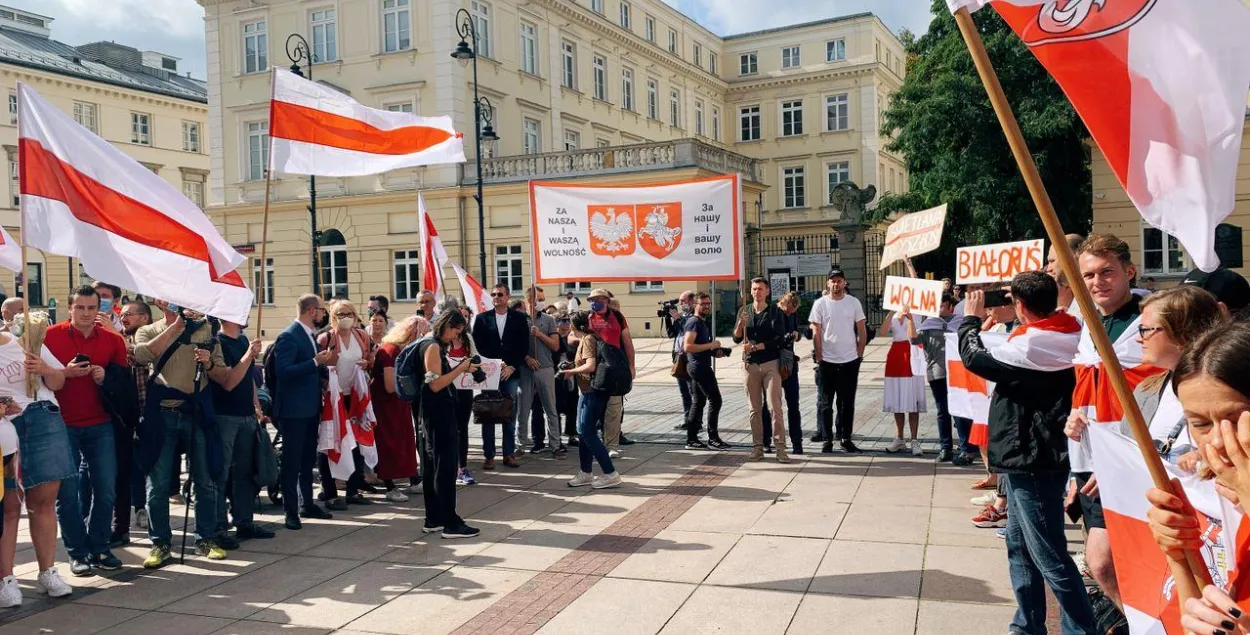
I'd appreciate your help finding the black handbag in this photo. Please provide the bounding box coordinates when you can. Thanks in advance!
[253,422,279,489]
[472,390,513,425]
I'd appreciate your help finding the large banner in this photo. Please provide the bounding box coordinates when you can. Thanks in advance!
[882,275,946,317]
[880,204,947,270]
[956,239,1044,285]
[529,175,741,282]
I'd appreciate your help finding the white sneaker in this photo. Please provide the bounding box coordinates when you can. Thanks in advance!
[911,442,924,456]
[885,438,906,453]
[608,449,621,459]
[567,471,594,488]
[971,492,998,507]
[0,575,21,608]
[385,489,409,503]
[136,508,148,530]
[406,481,423,495]
[592,472,622,489]
[36,567,71,598]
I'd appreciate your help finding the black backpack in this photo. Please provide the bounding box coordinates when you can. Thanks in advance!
[591,336,632,396]
[395,336,433,403]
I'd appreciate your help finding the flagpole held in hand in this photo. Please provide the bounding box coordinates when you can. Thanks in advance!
[257,67,278,336]
[951,6,1211,599]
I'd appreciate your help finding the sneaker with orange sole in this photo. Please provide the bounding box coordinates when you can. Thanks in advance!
[972,505,1008,528]
[971,476,998,490]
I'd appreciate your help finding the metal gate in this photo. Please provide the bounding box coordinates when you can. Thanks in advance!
[863,230,886,329]
[751,233,840,299]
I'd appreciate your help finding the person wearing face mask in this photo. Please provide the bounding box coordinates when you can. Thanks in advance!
[585,289,635,456]
[315,299,376,509]
[91,281,124,335]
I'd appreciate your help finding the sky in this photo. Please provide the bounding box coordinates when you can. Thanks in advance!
[7,0,934,81]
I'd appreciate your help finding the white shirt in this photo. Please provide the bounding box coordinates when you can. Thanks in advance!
[809,294,865,364]
[295,319,317,351]
[567,296,581,312]
[494,311,508,340]
[0,337,64,457]
[333,331,362,393]
[1149,376,1191,451]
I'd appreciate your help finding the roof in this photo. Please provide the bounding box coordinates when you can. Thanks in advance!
[0,26,206,103]
[722,12,877,41]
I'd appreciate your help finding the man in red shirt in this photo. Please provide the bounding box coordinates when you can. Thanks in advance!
[43,286,129,577]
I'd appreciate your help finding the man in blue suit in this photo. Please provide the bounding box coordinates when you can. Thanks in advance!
[272,294,337,529]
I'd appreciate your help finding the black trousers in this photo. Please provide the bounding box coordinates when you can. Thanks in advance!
[456,390,473,468]
[420,407,462,528]
[686,362,721,442]
[279,417,319,515]
[674,352,693,420]
[817,359,862,442]
[112,422,134,532]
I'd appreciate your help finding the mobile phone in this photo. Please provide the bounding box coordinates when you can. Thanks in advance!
[72,353,90,365]
[984,289,1012,308]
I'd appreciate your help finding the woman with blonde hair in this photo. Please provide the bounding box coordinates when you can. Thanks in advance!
[0,311,76,606]
[316,299,376,508]
[370,315,429,502]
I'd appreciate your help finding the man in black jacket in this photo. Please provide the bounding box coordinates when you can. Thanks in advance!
[958,272,1095,635]
[472,283,529,470]
[733,278,790,463]
[667,290,695,427]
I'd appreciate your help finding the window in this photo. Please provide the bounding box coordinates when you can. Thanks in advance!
[7,92,15,125]
[694,99,704,136]
[785,238,806,254]
[385,101,414,113]
[24,263,42,307]
[182,121,200,153]
[646,79,658,119]
[243,20,267,74]
[619,2,631,29]
[669,90,680,128]
[644,15,655,42]
[523,118,541,155]
[709,53,717,74]
[592,55,607,101]
[1142,224,1186,274]
[253,258,274,306]
[563,282,592,294]
[739,105,760,142]
[782,46,800,69]
[382,0,411,52]
[470,0,492,58]
[310,9,337,62]
[693,43,702,67]
[394,249,420,300]
[596,138,611,148]
[781,100,803,136]
[783,166,806,208]
[318,229,348,299]
[739,52,757,75]
[667,29,676,54]
[520,21,538,74]
[9,159,18,207]
[564,129,581,150]
[826,94,849,131]
[182,178,204,208]
[131,112,151,145]
[826,38,846,62]
[591,0,603,14]
[632,281,663,292]
[495,245,523,293]
[246,120,269,181]
[72,101,97,133]
[826,161,850,203]
[561,41,576,89]
[711,106,720,141]
[621,68,634,111]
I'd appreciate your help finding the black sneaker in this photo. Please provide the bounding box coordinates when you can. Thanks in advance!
[442,523,481,539]
[708,439,731,450]
[237,524,276,540]
[684,440,709,450]
[673,423,689,431]
[619,434,635,446]
[531,442,548,454]
[840,440,863,453]
[69,557,93,577]
[422,523,444,534]
[216,533,241,550]
[792,446,805,455]
[301,505,333,520]
[554,445,568,457]
[764,446,774,454]
[108,530,130,548]
[936,449,954,463]
[952,453,975,466]
[568,436,580,447]
[89,551,122,571]
[811,433,826,443]
[285,514,303,530]
[821,442,834,454]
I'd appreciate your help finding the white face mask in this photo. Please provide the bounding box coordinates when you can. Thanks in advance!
[337,317,355,330]
[535,300,547,311]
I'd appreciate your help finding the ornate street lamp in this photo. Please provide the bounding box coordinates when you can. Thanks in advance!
[452,9,499,281]
[286,33,322,295]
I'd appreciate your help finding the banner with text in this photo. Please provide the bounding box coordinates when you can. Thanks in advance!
[529,175,742,282]
[449,356,503,391]
[880,204,947,270]
[883,275,946,317]
[957,239,1045,285]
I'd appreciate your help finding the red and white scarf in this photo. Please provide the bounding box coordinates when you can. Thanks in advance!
[988,312,1082,372]
[318,365,379,481]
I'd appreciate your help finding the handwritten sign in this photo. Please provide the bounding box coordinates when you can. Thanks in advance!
[883,275,946,317]
[448,356,503,391]
[957,239,1044,285]
[880,204,947,270]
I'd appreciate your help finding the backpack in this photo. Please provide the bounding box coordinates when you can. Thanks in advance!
[591,336,633,396]
[395,336,432,403]
[262,343,279,402]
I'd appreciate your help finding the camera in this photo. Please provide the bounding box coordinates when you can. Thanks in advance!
[468,355,487,383]
[558,360,573,371]
[656,298,680,318]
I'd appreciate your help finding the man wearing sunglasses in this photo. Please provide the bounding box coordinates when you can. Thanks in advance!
[471,284,529,469]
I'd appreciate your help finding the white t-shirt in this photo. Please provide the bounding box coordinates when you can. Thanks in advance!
[1149,377,1191,450]
[494,311,508,340]
[334,332,362,393]
[567,296,581,312]
[0,336,64,457]
[809,294,865,364]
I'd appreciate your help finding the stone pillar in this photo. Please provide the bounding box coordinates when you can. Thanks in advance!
[834,220,869,300]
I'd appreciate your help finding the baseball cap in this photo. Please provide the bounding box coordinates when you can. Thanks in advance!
[588,287,611,300]
[1181,267,1250,313]
[827,266,846,280]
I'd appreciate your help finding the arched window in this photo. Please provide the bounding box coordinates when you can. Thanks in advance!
[318,229,348,299]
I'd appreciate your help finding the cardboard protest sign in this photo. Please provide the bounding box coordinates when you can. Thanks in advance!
[880,204,947,269]
[957,239,1045,284]
[883,275,946,317]
[448,356,503,391]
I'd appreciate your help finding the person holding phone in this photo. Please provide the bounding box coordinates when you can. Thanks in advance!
[879,305,926,456]
[419,310,481,538]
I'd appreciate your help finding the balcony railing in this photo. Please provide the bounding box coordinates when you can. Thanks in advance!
[464,138,762,185]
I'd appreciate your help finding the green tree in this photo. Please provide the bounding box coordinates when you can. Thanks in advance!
[874,0,1091,276]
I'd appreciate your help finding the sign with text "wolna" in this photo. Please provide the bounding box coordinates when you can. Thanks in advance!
[956,239,1045,285]
[883,275,946,317]
[529,175,741,283]
[880,204,948,270]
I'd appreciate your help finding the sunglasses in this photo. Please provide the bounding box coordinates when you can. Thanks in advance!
[490,292,506,297]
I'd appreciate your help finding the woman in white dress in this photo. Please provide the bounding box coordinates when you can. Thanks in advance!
[879,307,926,455]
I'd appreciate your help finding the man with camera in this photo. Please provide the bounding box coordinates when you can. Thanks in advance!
[133,299,230,568]
[666,291,696,428]
[682,292,722,450]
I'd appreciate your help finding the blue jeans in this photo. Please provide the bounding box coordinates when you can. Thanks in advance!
[56,421,117,558]
[576,391,615,475]
[482,375,519,459]
[930,379,954,451]
[955,417,976,455]
[1003,472,1096,635]
[146,409,219,544]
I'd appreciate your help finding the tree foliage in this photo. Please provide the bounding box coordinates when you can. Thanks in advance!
[873,1,1092,276]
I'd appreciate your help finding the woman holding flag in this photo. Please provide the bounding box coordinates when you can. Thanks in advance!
[317,300,376,508]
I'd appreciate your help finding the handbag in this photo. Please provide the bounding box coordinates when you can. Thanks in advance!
[778,349,795,381]
[253,421,279,488]
[472,390,514,425]
[670,353,690,380]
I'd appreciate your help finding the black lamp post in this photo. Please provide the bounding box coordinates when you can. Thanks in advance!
[286,33,321,295]
[451,9,499,282]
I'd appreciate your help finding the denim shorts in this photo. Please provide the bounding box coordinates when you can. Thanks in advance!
[12,401,76,490]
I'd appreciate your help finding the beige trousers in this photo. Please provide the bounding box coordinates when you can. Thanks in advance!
[604,395,623,448]
[746,360,786,452]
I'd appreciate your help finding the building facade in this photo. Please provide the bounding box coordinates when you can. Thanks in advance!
[197,0,906,335]
[0,5,209,310]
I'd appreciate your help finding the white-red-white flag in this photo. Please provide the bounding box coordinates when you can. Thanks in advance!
[319,365,378,481]
[947,0,1250,271]
[0,226,21,273]
[269,68,465,177]
[1090,424,1248,634]
[17,83,252,322]
[451,261,490,315]
[418,191,448,300]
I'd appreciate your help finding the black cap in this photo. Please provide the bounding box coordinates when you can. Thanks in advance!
[828,266,846,280]
[1181,267,1250,313]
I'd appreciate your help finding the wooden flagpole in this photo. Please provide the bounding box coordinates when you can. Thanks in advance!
[951,7,1210,596]
[256,67,277,335]
[15,85,36,399]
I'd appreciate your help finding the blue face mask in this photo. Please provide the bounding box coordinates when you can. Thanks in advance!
[100,298,112,313]
[589,300,606,313]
